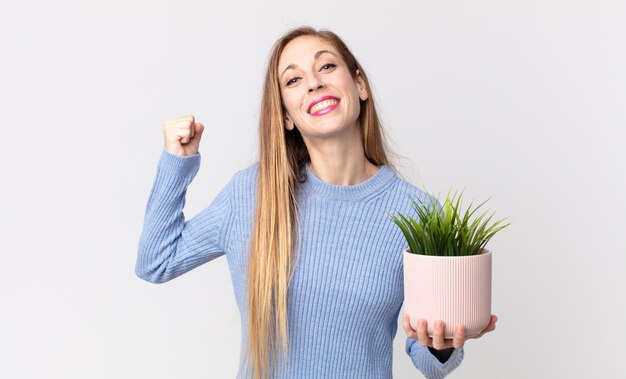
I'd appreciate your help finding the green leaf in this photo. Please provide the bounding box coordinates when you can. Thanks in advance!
[388,189,511,256]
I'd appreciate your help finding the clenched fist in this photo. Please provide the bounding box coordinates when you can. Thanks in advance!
[163,114,204,157]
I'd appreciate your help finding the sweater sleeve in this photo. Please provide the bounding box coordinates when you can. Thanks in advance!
[135,147,235,283]
[405,337,464,379]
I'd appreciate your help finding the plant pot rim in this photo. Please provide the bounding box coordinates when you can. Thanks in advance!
[403,247,492,257]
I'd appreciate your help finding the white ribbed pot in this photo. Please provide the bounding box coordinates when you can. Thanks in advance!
[404,248,492,339]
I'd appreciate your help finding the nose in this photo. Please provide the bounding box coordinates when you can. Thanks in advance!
[307,79,325,92]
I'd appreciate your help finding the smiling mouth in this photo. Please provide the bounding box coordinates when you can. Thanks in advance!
[309,99,340,116]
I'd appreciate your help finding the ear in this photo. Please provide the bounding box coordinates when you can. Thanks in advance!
[284,113,294,130]
[355,69,368,101]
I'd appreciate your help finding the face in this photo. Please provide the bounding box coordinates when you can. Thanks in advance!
[277,35,368,139]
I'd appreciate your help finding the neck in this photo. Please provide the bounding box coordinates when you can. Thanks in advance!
[303,123,379,186]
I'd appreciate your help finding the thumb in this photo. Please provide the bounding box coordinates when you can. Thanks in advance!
[194,122,204,136]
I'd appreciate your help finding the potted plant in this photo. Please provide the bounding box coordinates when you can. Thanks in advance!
[388,190,510,339]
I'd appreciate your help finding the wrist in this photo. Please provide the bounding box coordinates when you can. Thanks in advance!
[428,346,454,363]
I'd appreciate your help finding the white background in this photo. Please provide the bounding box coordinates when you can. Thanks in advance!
[1,1,624,378]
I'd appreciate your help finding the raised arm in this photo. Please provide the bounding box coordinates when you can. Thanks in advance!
[135,115,234,283]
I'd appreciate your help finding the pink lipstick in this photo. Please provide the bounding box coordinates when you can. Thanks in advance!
[308,96,340,116]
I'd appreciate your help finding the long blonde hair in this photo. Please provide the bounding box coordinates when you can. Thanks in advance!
[241,25,397,379]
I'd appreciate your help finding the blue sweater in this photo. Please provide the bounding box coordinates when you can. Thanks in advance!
[136,148,464,379]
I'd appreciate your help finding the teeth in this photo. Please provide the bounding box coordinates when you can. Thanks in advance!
[310,99,338,113]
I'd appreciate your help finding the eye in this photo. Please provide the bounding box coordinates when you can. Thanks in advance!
[284,64,336,87]
[286,77,299,86]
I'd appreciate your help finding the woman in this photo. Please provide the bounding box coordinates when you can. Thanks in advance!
[136,25,497,379]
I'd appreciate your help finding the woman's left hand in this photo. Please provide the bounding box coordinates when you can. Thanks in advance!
[402,314,498,350]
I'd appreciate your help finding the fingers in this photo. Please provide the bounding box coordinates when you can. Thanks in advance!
[469,314,498,340]
[402,314,418,340]
[164,115,196,145]
[431,320,448,350]
[485,315,497,331]
[453,324,466,349]
[180,119,193,144]
[482,314,498,334]
[483,315,498,333]
[404,316,490,350]
[187,115,195,139]
[416,318,431,348]
[406,316,464,350]
[194,122,204,136]
[162,114,204,156]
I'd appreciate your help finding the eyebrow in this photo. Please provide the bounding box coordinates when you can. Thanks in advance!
[279,50,338,81]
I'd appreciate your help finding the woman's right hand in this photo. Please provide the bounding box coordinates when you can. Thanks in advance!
[163,114,204,157]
